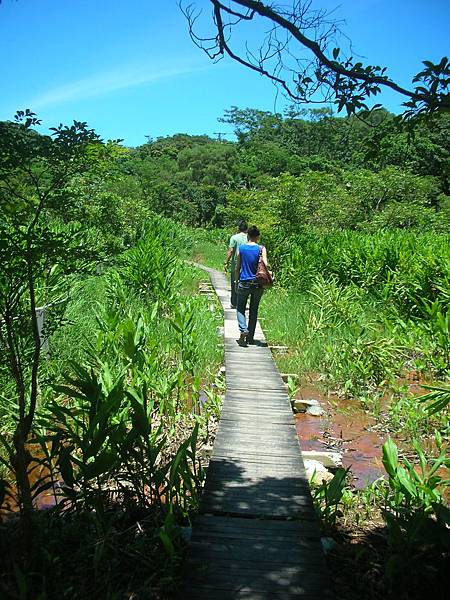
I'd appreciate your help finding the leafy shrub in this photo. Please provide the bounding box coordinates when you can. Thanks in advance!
[380,436,450,587]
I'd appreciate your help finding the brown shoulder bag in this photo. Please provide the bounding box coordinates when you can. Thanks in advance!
[256,246,273,288]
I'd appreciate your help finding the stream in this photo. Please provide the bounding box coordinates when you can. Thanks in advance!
[294,379,387,488]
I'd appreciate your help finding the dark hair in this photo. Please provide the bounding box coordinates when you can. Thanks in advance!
[238,220,248,232]
[247,225,260,239]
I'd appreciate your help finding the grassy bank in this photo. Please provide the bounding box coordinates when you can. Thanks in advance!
[0,220,224,599]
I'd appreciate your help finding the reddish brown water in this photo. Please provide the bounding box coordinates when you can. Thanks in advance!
[295,380,386,488]
[1,447,62,517]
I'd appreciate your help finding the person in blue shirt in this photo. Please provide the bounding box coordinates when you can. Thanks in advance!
[234,225,268,346]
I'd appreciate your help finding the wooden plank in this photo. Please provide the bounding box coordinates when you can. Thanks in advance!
[219,410,293,419]
[216,422,294,433]
[207,457,308,476]
[220,405,292,415]
[226,374,286,383]
[214,429,296,442]
[225,376,283,384]
[225,395,289,404]
[226,389,290,399]
[222,395,290,405]
[219,414,293,424]
[219,407,293,418]
[226,383,288,392]
[211,448,304,463]
[225,361,280,370]
[182,586,326,600]
[204,470,310,488]
[192,515,320,536]
[212,444,302,459]
[201,486,314,505]
[220,410,294,423]
[210,448,306,463]
[218,412,294,423]
[186,545,326,567]
[214,430,297,443]
[183,561,332,594]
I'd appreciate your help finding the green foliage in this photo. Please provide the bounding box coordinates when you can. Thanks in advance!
[269,229,450,318]
[0,111,117,519]
[419,383,450,415]
[35,361,204,516]
[96,107,450,231]
[381,436,450,581]
[312,467,351,529]
[0,208,222,598]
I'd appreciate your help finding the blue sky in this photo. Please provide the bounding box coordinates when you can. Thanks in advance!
[0,0,449,146]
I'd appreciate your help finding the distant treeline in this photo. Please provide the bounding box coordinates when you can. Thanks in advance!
[2,106,448,243]
[102,106,449,234]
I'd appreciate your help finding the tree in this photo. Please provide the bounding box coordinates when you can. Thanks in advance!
[0,111,111,529]
[181,1,450,117]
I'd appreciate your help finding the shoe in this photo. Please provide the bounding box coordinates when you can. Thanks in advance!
[248,339,267,346]
[238,332,248,346]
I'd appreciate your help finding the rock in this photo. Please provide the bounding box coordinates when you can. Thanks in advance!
[321,537,338,553]
[306,404,325,417]
[292,398,319,412]
[304,459,333,483]
[281,373,299,382]
[179,526,192,543]
[269,345,288,354]
[302,451,343,468]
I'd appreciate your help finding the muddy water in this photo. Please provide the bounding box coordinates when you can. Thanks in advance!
[1,447,62,516]
[295,380,386,488]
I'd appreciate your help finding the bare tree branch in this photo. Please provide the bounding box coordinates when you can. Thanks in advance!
[180,0,450,117]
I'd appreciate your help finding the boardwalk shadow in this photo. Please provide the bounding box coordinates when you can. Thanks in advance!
[181,458,332,599]
[200,457,314,519]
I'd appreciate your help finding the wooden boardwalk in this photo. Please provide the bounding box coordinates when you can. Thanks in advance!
[180,266,332,599]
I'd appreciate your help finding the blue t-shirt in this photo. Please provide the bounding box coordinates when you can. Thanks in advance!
[239,244,260,281]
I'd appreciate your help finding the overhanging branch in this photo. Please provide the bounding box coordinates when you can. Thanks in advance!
[181,0,450,116]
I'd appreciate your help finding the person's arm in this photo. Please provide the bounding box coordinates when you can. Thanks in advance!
[224,246,233,271]
[235,250,241,284]
[261,245,268,267]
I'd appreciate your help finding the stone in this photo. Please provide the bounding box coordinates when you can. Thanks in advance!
[306,404,325,417]
[302,451,343,468]
[304,459,333,483]
[292,398,319,412]
[269,345,288,354]
[281,373,299,382]
[321,537,338,553]
[179,526,192,543]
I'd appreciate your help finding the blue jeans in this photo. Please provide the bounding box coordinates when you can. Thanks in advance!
[236,280,264,341]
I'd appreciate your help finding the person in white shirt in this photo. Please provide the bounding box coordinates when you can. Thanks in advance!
[224,220,248,308]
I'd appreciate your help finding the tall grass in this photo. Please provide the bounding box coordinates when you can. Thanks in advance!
[268,229,450,316]
[188,227,226,269]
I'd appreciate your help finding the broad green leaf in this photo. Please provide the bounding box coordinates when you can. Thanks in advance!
[382,437,398,478]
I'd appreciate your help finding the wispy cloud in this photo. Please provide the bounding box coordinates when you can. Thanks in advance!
[30,61,206,108]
